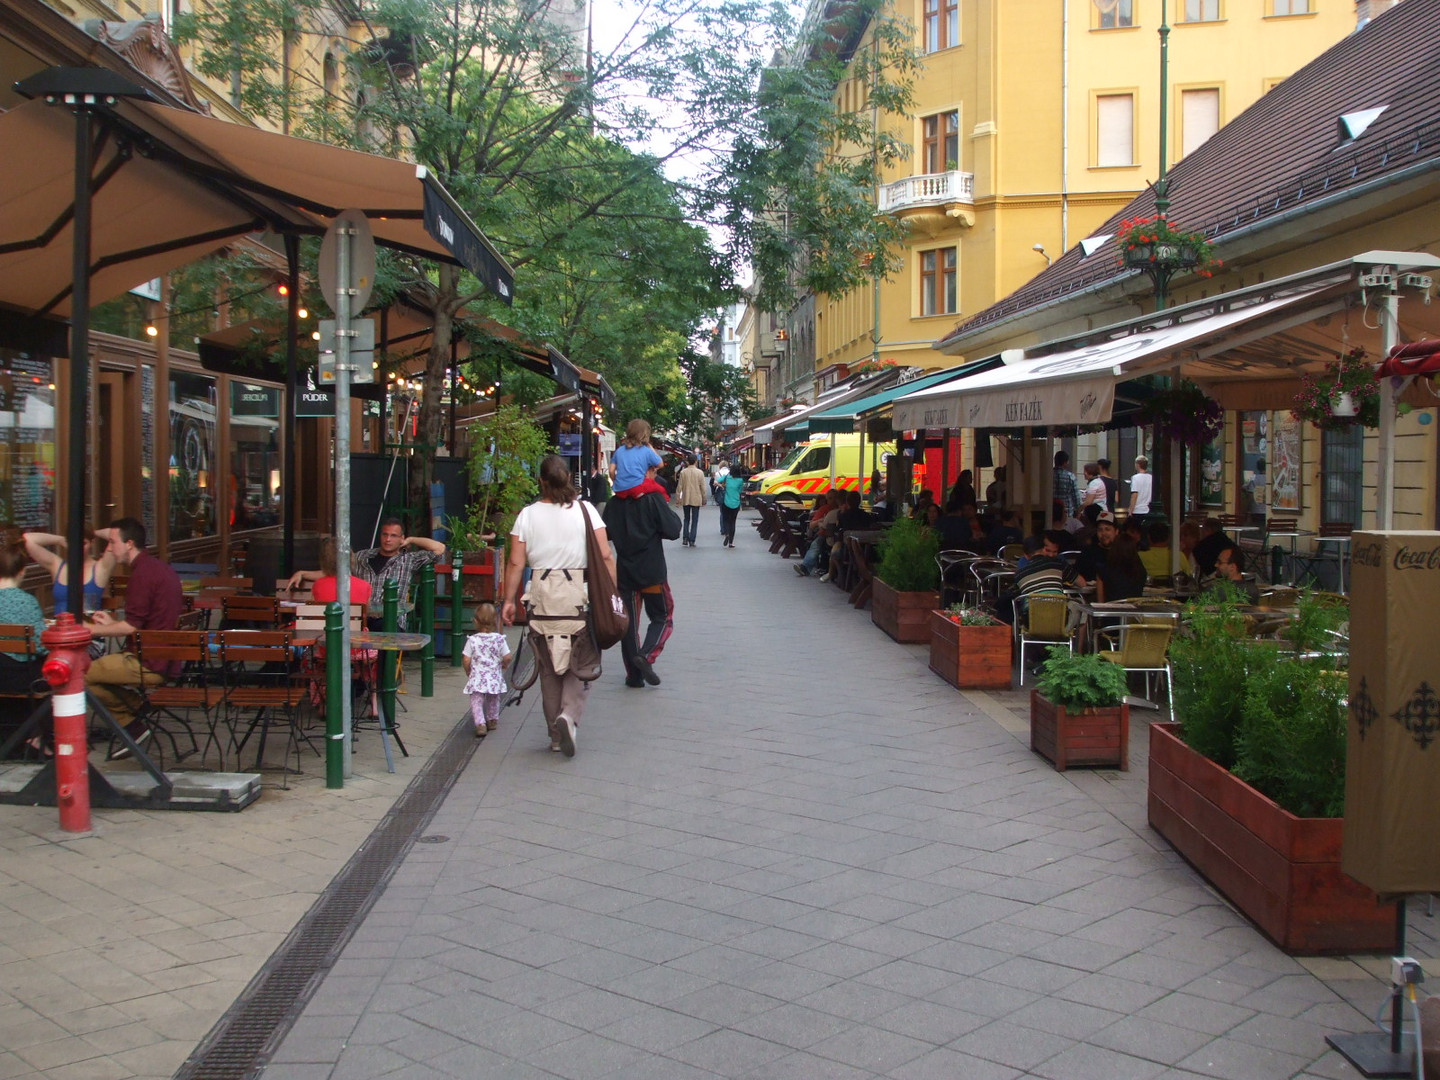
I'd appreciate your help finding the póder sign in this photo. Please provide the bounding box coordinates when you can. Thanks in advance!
[296,387,335,418]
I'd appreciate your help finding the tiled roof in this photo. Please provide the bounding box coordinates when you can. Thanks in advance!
[942,0,1440,348]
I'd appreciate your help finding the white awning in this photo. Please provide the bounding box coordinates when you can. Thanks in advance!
[893,286,1334,431]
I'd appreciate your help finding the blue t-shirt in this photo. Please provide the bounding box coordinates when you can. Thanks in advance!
[612,443,663,493]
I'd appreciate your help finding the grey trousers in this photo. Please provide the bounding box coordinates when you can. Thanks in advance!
[533,631,590,740]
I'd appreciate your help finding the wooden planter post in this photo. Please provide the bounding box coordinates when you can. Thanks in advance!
[1029,689,1129,771]
[871,579,940,644]
[1147,721,1396,953]
[928,611,1012,689]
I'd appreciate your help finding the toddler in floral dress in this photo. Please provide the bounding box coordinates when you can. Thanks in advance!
[462,603,511,737]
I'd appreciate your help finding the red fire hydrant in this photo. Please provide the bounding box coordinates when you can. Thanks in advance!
[41,613,94,833]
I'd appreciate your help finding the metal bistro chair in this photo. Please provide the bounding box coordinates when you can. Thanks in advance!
[131,630,224,766]
[1095,622,1175,721]
[219,629,313,786]
[1016,592,1073,685]
[936,550,981,607]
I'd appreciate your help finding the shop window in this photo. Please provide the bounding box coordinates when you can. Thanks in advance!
[920,247,958,316]
[0,351,56,530]
[1182,0,1220,21]
[1096,93,1135,166]
[1321,425,1364,526]
[228,382,282,532]
[1093,0,1134,27]
[169,371,218,541]
[1272,0,1309,12]
[1180,88,1220,157]
[922,110,960,173]
[922,0,958,53]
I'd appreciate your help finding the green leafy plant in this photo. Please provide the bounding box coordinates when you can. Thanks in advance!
[1116,214,1222,277]
[465,404,553,543]
[1034,648,1128,713]
[944,605,1000,626]
[1292,347,1380,429]
[875,516,940,593]
[1169,591,1253,768]
[1233,664,1348,818]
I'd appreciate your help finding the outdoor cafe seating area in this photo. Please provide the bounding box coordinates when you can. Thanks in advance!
[0,565,414,789]
[755,493,1351,717]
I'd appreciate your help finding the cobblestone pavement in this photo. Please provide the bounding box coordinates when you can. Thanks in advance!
[0,657,472,1080]
[254,507,1432,1080]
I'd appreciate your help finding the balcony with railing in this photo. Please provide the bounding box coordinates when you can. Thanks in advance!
[878,170,975,214]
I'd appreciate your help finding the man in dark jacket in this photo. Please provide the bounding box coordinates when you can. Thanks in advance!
[602,488,682,688]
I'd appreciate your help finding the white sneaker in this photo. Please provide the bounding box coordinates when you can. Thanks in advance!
[818,573,832,583]
[558,713,577,758]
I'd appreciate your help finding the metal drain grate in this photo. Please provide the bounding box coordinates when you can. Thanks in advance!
[174,716,480,1080]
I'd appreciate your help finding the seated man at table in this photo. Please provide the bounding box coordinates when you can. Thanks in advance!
[817,491,874,583]
[795,495,841,577]
[1202,546,1261,603]
[1139,520,1173,583]
[1191,517,1237,577]
[1073,511,1119,587]
[86,517,183,759]
[986,509,1024,556]
[353,518,445,630]
[996,530,1076,624]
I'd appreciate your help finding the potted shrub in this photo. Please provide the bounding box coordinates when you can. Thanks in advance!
[929,605,1012,690]
[1030,648,1130,771]
[871,516,940,643]
[1150,590,1396,953]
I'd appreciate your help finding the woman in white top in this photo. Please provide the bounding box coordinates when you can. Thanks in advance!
[1081,463,1109,512]
[502,455,618,758]
[1128,455,1153,519]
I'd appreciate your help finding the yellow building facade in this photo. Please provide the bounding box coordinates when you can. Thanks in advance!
[812,0,1355,380]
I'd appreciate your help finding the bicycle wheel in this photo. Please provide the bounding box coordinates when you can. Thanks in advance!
[506,630,538,705]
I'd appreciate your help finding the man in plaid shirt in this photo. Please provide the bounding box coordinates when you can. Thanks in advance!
[353,518,445,629]
[1052,451,1080,521]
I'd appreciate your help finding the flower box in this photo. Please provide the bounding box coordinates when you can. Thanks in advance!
[1148,721,1396,953]
[1030,689,1128,772]
[929,611,1012,689]
[871,579,940,644]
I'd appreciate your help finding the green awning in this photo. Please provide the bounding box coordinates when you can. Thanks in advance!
[806,359,1000,435]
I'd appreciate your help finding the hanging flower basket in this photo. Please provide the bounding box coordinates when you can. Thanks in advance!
[1136,379,1224,445]
[1292,348,1381,429]
[1116,216,1222,278]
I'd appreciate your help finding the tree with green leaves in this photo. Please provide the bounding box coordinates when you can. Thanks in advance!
[172,0,917,517]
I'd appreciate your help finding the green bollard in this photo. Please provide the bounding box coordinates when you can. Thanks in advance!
[324,601,344,789]
[450,553,465,667]
[419,563,435,697]
[381,579,399,730]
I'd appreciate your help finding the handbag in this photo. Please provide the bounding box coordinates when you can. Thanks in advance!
[581,500,629,649]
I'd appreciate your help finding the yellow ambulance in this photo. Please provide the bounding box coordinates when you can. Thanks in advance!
[745,435,894,502]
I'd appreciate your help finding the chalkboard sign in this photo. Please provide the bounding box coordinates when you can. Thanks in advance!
[0,351,56,530]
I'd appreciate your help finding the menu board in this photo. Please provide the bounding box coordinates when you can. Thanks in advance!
[0,351,56,529]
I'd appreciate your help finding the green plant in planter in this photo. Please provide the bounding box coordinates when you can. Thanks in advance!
[875,516,940,592]
[1034,648,1127,712]
[1233,663,1347,818]
[944,604,999,625]
[1169,589,1252,768]
[465,404,553,541]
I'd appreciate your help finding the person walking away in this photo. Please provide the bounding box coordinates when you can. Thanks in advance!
[353,518,445,630]
[86,517,183,758]
[719,464,747,547]
[502,456,616,757]
[603,471,682,688]
[23,528,115,615]
[1128,455,1153,523]
[676,454,708,547]
[609,419,664,496]
[711,460,729,506]
[462,602,511,737]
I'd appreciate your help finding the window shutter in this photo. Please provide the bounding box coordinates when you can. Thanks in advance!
[1181,89,1220,157]
[1097,94,1133,167]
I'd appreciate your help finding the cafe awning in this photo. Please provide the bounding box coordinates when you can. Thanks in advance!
[808,360,1000,434]
[895,253,1440,432]
[0,83,514,323]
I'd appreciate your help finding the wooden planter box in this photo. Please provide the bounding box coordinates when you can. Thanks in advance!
[929,611,1013,689]
[1148,721,1396,954]
[438,550,498,603]
[871,579,941,644]
[1030,689,1129,772]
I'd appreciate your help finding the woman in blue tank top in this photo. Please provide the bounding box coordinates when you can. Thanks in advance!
[23,529,114,613]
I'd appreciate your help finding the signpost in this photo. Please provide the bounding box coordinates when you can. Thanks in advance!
[318,209,376,785]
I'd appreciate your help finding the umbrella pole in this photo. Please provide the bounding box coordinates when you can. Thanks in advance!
[283,234,299,577]
[65,106,93,618]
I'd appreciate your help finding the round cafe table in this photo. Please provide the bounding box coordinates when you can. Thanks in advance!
[351,631,429,772]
